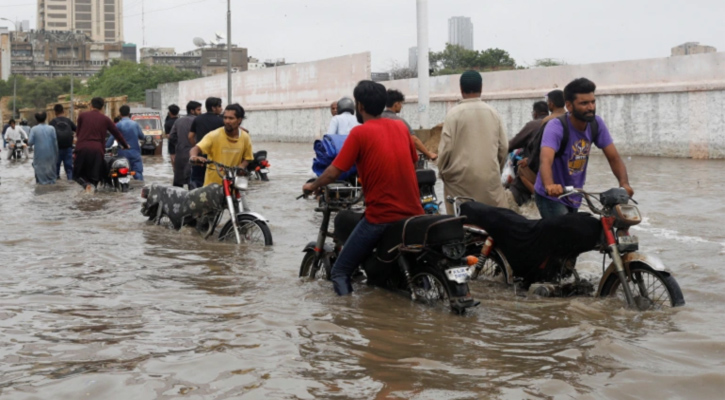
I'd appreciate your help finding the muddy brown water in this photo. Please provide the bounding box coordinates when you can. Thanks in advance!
[1,143,724,399]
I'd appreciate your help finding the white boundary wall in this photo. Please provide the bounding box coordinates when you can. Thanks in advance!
[160,51,725,158]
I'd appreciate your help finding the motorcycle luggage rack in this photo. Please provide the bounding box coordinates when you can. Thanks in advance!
[399,215,467,253]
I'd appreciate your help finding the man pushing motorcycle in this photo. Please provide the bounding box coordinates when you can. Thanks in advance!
[302,80,424,295]
[535,77,634,219]
[189,103,253,187]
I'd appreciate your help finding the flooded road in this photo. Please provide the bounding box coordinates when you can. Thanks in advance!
[1,143,725,399]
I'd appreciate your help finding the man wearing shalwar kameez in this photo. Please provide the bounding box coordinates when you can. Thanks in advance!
[438,70,510,215]
[28,112,59,185]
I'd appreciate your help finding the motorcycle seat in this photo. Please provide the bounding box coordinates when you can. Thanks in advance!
[459,201,601,278]
[253,150,267,160]
[144,183,225,229]
[416,169,436,187]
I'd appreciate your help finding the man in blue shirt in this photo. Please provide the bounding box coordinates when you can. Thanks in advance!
[106,105,145,180]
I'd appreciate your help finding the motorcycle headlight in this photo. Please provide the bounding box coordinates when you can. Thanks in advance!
[614,205,642,226]
[234,176,248,190]
[144,136,153,143]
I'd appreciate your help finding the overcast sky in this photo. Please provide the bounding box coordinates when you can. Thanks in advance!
[2,0,724,71]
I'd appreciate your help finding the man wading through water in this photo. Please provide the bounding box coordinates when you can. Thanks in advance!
[188,97,224,189]
[535,78,633,218]
[73,97,130,193]
[303,80,424,295]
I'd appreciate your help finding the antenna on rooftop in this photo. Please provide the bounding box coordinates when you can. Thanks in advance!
[193,37,207,47]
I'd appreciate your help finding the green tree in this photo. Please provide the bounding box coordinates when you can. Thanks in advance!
[2,75,82,117]
[84,60,198,102]
[429,44,518,75]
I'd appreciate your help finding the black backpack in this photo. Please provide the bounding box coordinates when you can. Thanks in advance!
[526,114,599,174]
[55,118,74,149]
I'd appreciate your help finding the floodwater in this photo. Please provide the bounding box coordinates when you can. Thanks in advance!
[1,142,724,400]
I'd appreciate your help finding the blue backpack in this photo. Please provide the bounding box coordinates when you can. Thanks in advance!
[312,134,357,181]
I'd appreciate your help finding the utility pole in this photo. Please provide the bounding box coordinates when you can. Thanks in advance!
[12,75,16,119]
[70,41,74,120]
[227,0,232,105]
[416,0,430,129]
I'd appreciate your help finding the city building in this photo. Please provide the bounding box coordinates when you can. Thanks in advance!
[10,30,123,78]
[448,16,474,50]
[140,45,248,77]
[671,42,717,56]
[122,43,137,63]
[247,56,265,70]
[371,72,390,82]
[37,0,124,43]
[409,46,418,70]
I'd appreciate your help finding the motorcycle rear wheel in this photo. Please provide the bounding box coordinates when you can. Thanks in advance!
[218,215,273,246]
[410,266,452,307]
[600,264,685,310]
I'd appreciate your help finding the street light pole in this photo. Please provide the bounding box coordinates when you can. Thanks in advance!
[70,41,74,120]
[227,0,232,105]
[12,75,16,119]
[416,0,430,129]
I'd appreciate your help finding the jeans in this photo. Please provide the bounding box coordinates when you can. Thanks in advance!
[190,165,205,189]
[56,147,73,180]
[331,217,390,295]
[535,193,577,219]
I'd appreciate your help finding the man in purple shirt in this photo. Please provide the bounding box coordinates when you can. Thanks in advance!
[534,77,633,219]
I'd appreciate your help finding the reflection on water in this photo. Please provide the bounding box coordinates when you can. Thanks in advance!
[1,145,725,399]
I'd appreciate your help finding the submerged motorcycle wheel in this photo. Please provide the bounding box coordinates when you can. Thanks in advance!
[410,267,451,307]
[473,250,509,284]
[299,251,331,280]
[218,215,273,246]
[600,264,685,310]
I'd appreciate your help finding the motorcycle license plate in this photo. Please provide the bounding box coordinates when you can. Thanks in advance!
[445,267,470,284]
[119,176,130,184]
[259,168,269,174]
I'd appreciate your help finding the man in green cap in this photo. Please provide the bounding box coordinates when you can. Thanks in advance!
[438,70,510,214]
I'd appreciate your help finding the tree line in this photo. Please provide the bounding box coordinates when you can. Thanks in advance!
[0,60,197,117]
[390,43,565,79]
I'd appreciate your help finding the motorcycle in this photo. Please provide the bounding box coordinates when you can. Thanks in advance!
[103,143,133,192]
[449,187,685,310]
[10,140,26,161]
[415,153,440,214]
[141,160,273,246]
[298,183,478,314]
[246,150,271,181]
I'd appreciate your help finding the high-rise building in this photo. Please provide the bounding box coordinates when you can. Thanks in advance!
[409,46,418,70]
[37,0,124,43]
[448,16,473,50]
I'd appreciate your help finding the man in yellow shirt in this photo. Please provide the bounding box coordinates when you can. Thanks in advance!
[189,104,253,186]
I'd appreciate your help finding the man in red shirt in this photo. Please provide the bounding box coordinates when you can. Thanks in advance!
[303,80,424,295]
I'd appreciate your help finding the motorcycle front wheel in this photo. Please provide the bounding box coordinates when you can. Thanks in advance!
[472,250,509,284]
[218,215,273,246]
[600,264,685,310]
[299,250,331,280]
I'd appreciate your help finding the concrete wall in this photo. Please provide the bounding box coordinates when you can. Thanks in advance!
[160,51,725,158]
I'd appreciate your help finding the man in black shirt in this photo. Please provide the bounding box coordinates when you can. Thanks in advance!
[188,97,224,189]
[49,104,78,180]
[165,104,180,164]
